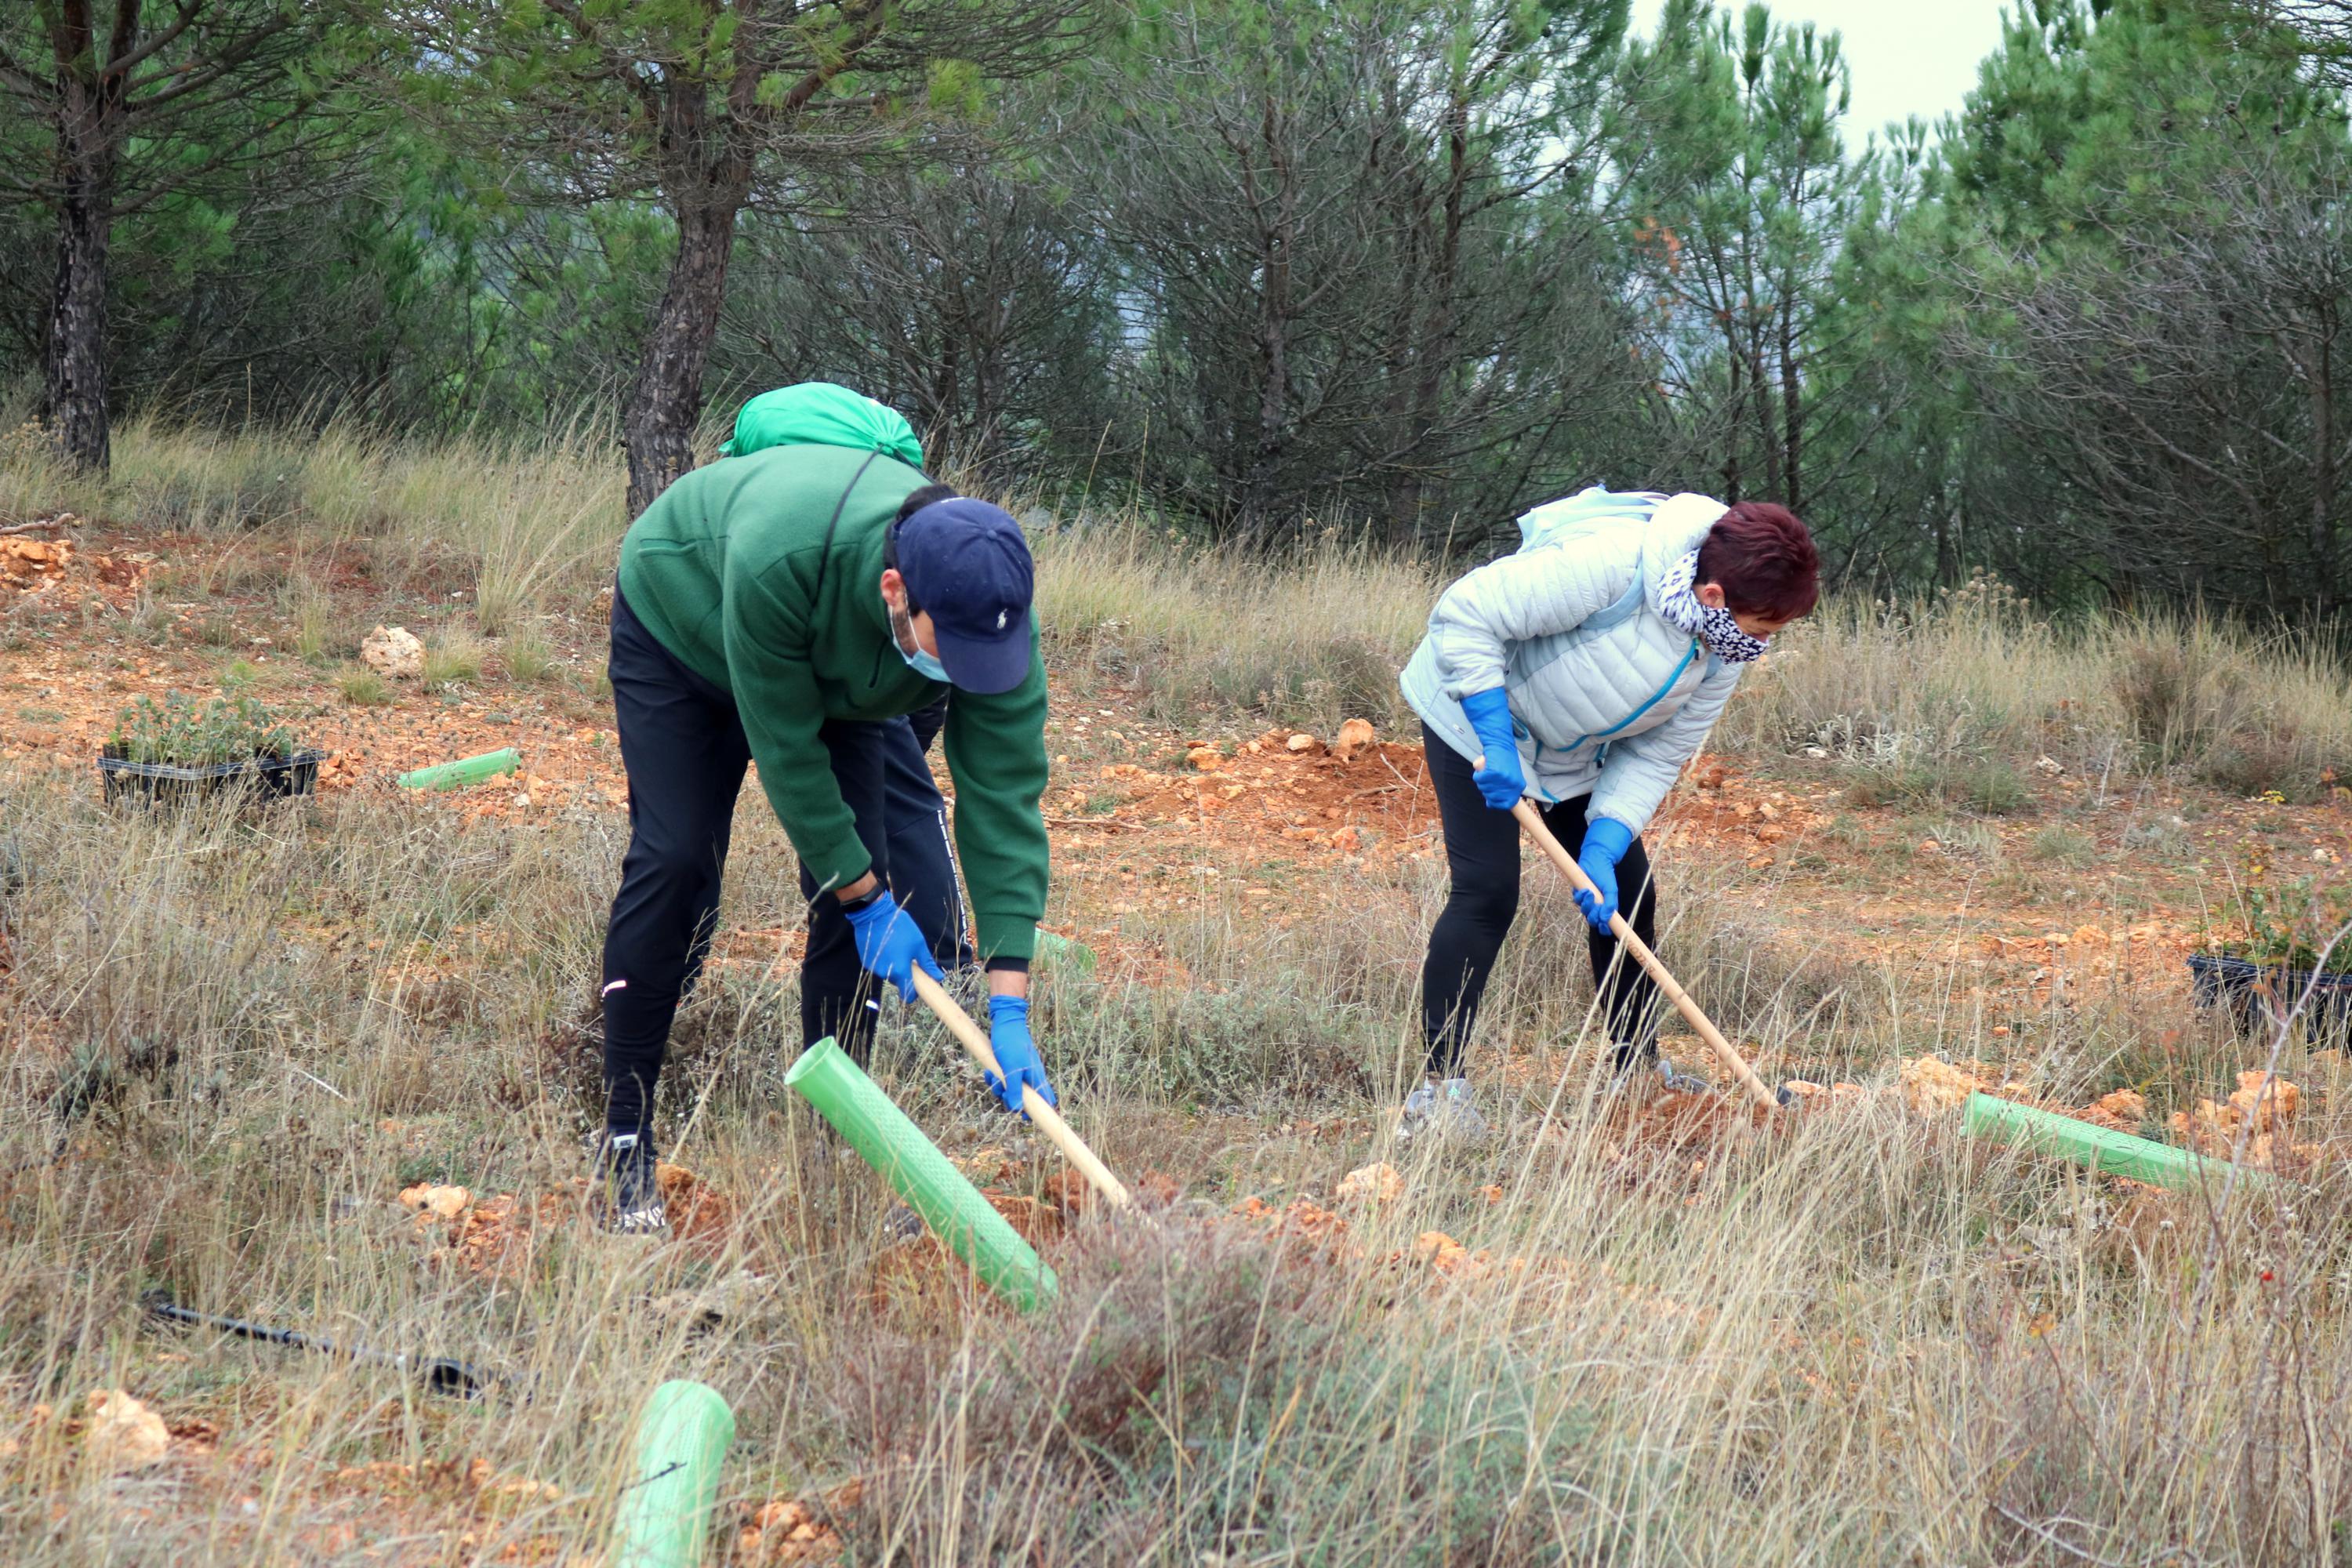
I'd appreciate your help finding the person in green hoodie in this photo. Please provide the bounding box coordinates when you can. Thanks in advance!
[592,382,1054,1234]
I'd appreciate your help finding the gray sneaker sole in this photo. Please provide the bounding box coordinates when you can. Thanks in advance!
[602,1203,670,1236]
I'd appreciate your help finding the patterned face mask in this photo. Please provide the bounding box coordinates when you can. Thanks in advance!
[1656,549,1770,663]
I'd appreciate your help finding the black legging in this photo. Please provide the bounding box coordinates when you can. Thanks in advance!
[1419,723,1661,1078]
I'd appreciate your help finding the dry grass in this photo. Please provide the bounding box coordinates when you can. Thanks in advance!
[1,761,2346,1563]
[1,416,627,633]
[13,420,2350,785]
[2,426,2350,1562]
[1031,523,1435,735]
[1726,572,2352,803]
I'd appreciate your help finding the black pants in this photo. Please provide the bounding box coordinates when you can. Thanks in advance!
[598,587,972,1138]
[1419,723,1661,1078]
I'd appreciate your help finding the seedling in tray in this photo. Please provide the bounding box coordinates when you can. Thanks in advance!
[100,691,324,805]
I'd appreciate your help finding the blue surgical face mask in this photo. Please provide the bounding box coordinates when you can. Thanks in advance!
[890,596,951,684]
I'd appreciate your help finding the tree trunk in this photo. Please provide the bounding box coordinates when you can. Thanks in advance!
[1750,318,1781,501]
[1777,289,1803,514]
[1720,334,1743,504]
[2309,308,2336,617]
[1392,87,1472,546]
[624,195,742,516]
[43,40,122,477]
[44,183,114,474]
[1243,96,1294,536]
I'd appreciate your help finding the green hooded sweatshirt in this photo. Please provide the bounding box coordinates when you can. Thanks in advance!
[616,441,1047,963]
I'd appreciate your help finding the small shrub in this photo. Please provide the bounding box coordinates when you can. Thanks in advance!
[106,691,294,765]
[278,575,345,662]
[504,630,556,683]
[1842,755,2028,815]
[1926,819,2004,862]
[128,590,172,647]
[2198,731,2324,802]
[1824,812,1875,851]
[1952,755,2031,814]
[2238,873,2352,971]
[2030,823,2100,867]
[218,658,261,691]
[2122,815,2189,858]
[195,611,241,648]
[2114,639,2230,762]
[339,670,391,706]
[423,632,485,691]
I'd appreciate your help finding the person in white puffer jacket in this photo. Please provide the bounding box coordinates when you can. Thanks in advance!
[1395,488,1820,1140]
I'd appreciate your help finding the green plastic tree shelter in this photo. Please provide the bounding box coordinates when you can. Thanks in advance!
[1962,1092,2274,1191]
[396,748,519,790]
[608,1380,735,1568]
[1036,930,1097,975]
[785,1035,1059,1312]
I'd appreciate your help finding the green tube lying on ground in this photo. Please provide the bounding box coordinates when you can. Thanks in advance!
[397,747,521,790]
[785,1035,1058,1312]
[1962,1091,2271,1190]
[608,1379,734,1568]
[1036,930,1097,975]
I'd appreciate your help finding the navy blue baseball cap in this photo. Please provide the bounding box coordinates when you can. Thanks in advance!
[894,498,1035,695]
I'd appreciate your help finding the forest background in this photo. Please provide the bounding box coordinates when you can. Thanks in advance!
[8,0,2352,619]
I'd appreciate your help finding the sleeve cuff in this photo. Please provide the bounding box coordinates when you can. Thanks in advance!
[973,913,1039,964]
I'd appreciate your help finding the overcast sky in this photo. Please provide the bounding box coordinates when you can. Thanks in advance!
[1625,0,2016,147]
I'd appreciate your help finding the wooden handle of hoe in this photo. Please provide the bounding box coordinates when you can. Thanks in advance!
[910,968,1133,1208]
[1512,800,1780,1109]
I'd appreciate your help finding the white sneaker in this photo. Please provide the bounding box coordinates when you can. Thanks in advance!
[1656,1054,1713,1095]
[1398,1077,1490,1145]
[1610,1044,1711,1098]
[1437,1078,1492,1142]
[1396,1080,1439,1142]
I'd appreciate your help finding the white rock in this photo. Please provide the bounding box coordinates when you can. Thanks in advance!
[85,1388,169,1471]
[360,625,424,680]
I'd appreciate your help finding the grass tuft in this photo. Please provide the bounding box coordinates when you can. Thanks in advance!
[423,630,486,692]
[339,668,392,706]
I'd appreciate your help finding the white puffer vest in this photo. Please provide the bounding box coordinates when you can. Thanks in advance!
[1399,490,1744,833]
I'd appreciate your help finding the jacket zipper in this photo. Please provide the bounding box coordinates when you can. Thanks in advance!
[1550,638,1700,759]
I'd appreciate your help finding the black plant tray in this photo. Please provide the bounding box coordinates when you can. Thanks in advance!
[2187,951,2352,1040]
[100,748,325,807]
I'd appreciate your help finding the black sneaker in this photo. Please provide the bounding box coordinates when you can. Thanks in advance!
[591,1131,668,1236]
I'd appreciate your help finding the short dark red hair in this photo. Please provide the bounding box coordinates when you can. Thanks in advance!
[1695,502,1820,622]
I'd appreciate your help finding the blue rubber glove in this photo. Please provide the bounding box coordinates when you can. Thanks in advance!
[844,887,944,1001]
[1574,817,1636,932]
[1460,687,1525,811]
[984,995,1058,1116]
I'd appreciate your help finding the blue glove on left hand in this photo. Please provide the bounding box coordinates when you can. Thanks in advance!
[984,995,1058,1116]
[1574,817,1635,932]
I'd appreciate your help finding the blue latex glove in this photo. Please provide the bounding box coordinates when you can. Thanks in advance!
[1574,817,1636,932]
[984,994,1058,1115]
[1460,687,1525,811]
[844,887,944,1001]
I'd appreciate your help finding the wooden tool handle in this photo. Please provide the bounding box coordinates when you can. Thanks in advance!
[911,968,1133,1207]
[1512,800,1780,1109]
